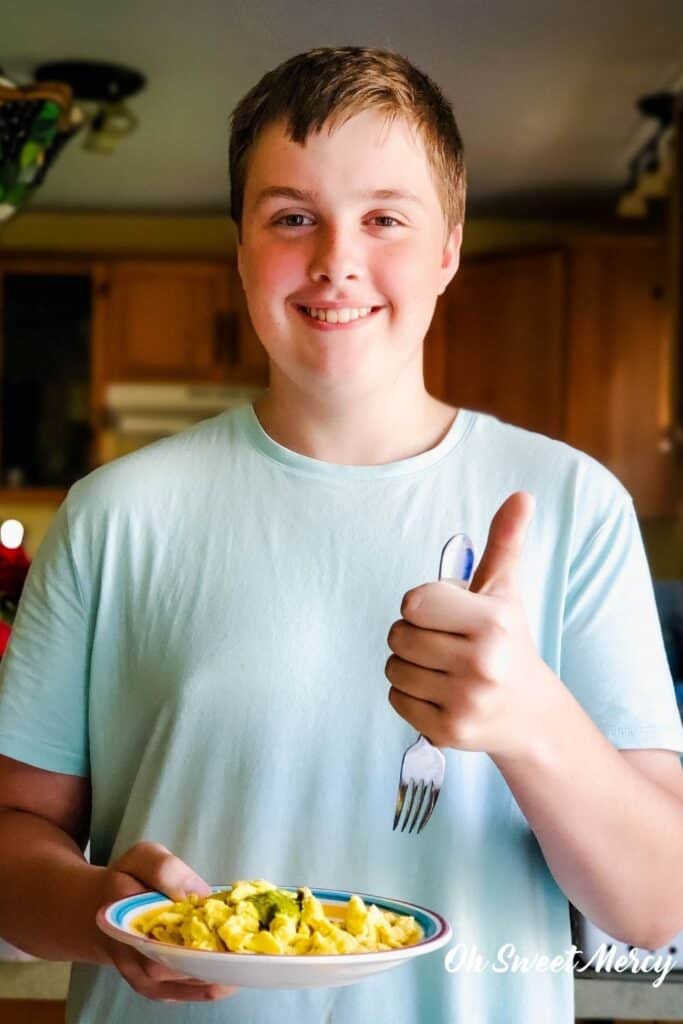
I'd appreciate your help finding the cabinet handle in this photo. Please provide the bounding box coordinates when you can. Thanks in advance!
[213,311,240,367]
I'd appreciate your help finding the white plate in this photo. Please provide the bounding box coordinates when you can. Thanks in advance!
[96,884,452,989]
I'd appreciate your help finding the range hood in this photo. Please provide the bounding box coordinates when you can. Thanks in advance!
[104,382,264,437]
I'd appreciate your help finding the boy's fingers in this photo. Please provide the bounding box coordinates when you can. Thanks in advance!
[110,841,212,900]
[155,985,237,1003]
[141,958,212,984]
[127,970,235,1002]
[388,687,445,744]
[99,844,234,1003]
[388,620,468,672]
[102,845,236,1002]
[111,942,237,1002]
[401,580,482,635]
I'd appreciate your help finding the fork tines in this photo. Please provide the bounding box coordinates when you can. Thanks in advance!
[393,779,439,834]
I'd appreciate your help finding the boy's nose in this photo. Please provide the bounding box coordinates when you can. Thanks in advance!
[308,228,361,284]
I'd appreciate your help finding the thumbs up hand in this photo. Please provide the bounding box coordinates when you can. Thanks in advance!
[386,492,562,759]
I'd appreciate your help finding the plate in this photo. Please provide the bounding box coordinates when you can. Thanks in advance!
[96,885,452,989]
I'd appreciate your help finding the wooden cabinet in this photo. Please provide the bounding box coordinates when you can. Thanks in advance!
[0,241,676,512]
[564,238,675,518]
[95,259,268,385]
[426,237,678,517]
[426,248,566,439]
[0,253,269,498]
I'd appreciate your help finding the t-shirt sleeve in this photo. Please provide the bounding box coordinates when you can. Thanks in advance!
[0,494,90,775]
[560,496,683,753]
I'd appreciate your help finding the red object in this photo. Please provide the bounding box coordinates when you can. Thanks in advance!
[0,543,31,657]
[0,544,30,605]
[0,619,11,657]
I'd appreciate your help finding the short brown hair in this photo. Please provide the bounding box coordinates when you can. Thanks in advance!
[229,46,466,239]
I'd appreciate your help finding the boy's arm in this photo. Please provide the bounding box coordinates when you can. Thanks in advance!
[491,688,683,949]
[387,492,683,949]
[0,755,236,1002]
[0,754,112,962]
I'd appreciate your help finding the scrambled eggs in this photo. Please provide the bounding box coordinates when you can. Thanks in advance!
[133,878,423,955]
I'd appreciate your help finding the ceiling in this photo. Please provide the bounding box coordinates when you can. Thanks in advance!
[4,1,683,219]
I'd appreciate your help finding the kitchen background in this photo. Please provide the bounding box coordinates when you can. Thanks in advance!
[1,2,683,1022]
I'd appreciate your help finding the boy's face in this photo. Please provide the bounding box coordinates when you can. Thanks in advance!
[237,109,462,402]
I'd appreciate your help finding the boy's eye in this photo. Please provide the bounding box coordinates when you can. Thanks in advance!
[370,215,402,228]
[273,213,314,227]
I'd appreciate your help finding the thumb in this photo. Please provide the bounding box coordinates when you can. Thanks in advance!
[111,841,212,902]
[470,491,535,596]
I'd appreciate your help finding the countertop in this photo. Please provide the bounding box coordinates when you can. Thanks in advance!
[1,961,682,1019]
[0,960,70,999]
[574,969,683,1020]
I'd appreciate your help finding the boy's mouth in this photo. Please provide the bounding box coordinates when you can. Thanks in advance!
[295,304,383,327]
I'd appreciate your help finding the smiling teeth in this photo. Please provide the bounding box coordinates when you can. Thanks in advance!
[303,306,373,324]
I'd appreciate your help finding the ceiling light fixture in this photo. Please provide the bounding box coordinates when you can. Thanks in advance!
[0,71,83,223]
[0,58,146,224]
[34,60,146,155]
[616,91,675,218]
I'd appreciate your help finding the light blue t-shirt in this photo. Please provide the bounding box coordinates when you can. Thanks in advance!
[0,404,681,1024]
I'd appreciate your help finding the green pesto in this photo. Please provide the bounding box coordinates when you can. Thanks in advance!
[246,889,300,928]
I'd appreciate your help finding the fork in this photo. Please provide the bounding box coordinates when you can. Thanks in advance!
[392,532,475,834]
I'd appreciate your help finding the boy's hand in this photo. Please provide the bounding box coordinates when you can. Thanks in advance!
[94,841,238,1003]
[386,492,563,760]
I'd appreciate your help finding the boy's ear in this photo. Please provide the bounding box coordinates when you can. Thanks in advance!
[438,224,463,296]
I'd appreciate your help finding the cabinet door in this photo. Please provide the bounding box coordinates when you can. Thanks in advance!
[101,260,267,385]
[224,260,270,384]
[103,261,226,380]
[564,239,675,518]
[428,249,566,440]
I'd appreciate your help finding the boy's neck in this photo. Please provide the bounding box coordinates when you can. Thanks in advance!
[252,382,458,466]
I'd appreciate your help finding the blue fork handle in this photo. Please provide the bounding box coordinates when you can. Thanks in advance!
[438,533,475,586]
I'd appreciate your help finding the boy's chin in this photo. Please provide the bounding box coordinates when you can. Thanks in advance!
[277,361,405,404]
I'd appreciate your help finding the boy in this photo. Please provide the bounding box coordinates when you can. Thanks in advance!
[0,46,682,1024]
